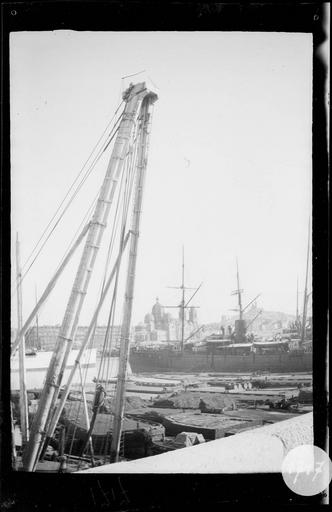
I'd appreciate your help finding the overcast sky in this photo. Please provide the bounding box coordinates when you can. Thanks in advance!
[10,31,312,328]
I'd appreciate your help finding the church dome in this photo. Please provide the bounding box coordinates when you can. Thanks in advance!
[152,297,164,324]
[144,313,154,324]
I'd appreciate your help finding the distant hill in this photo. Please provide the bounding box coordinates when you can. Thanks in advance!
[204,306,298,334]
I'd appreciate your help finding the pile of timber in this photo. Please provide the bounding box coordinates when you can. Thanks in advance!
[60,401,165,458]
[161,411,263,440]
[69,392,149,412]
[153,391,237,411]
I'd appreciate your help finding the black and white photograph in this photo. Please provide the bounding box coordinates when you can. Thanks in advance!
[1,2,329,510]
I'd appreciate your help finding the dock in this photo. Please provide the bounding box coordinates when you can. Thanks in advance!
[78,412,313,473]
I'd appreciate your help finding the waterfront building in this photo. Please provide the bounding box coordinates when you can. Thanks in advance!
[22,324,123,353]
[137,297,199,344]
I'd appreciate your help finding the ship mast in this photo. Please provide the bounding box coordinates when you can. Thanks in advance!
[230,260,260,342]
[110,90,158,462]
[231,259,244,320]
[296,276,299,323]
[165,248,200,354]
[236,258,243,321]
[295,276,301,335]
[230,259,244,340]
[300,219,311,346]
[35,286,39,350]
[16,233,29,446]
[11,222,90,357]
[23,82,151,472]
[181,246,185,353]
[40,232,131,451]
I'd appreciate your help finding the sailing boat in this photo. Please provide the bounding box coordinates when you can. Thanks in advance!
[11,82,158,471]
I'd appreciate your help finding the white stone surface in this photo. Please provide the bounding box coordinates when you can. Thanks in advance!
[78,412,313,474]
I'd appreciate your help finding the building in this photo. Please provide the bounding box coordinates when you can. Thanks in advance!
[23,324,123,353]
[134,323,149,343]
[134,297,200,344]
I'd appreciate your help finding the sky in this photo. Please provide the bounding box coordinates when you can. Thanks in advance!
[10,31,313,328]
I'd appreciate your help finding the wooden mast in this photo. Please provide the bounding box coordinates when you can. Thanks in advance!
[164,253,200,349]
[179,250,201,351]
[11,402,17,469]
[41,231,131,448]
[23,83,150,472]
[110,90,158,462]
[35,286,39,350]
[11,221,90,357]
[236,258,243,321]
[16,233,29,446]
[180,246,185,354]
[300,219,311,346]
[296,276,299,323]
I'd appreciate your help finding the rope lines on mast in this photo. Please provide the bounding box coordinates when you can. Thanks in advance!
[23,102,124,267]
[99,149,140,463]
[12,102,125,296]
[36,163,127,466]
[22,84,152,473]
[86,123,140,464]
[60,107,142,467]
[12,191,100,357]
[94,161,129,385]
[21,84,157,473]
[77,107,143,465]
[54,191,99,274]
[98,167,136,433]
[96,108,141,386]
[109,95,158,463]
[95,143,136,381]
[16,125,121,289]
[43,149,130,463]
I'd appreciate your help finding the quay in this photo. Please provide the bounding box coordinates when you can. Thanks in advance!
[78,412,313,473]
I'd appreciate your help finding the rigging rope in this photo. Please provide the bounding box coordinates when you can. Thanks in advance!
[65,171,128,463]
[96,157,132,383]
[97,111,141,385]
[50,98,147,467]
[54,191,99,274]
[16,126,121,291]
[98,115,141,461]
[12,103,124,296]
[75,108,141,464]
[21,102,124,271]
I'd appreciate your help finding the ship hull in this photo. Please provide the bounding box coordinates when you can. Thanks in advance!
[11,348,97,391]
[129,351,312,374]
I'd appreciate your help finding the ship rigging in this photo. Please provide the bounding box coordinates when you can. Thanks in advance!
[164,247,202,354]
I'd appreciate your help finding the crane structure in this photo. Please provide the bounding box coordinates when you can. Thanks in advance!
[22,82,158,471]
